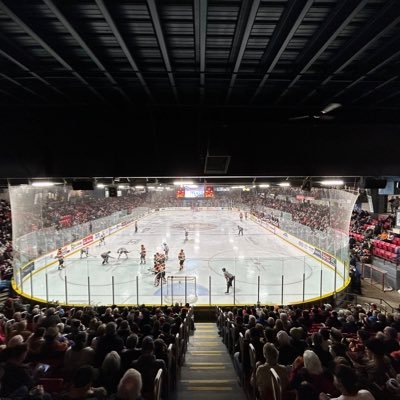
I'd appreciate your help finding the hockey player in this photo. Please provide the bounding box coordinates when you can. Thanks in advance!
[238,225,244,236]
[99,233,105,246]
[245,211,248,220]
[56,248,64,270]
[178,249,185,271]
[80,247,89,259]
[117,247,129,259]
[140,245,146,264]
[184,229,189,243]
[222,268,235,294]
[134,221,138,233]
[101,251,112,265]
[239,212,243,222]
[163,242,169,260]
[154,264,166,287]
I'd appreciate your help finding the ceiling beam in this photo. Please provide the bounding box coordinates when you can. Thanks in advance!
[0,87,21,102]
[328,43,400,101]
[352,75,399,104]
[146,0,178,102]
[301,0,400,103]
[194,0,207,102]
[375,84,400,105]
[276,0,368,103]
[251,0,313,102]
[0,0,106,102]
[0,71,45,99]
[43,0,131,103]
[0,47,66,98]
[95,0,154,103]
[225,0,260,103]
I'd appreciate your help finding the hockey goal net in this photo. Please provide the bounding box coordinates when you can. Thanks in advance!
[164,275,198,304]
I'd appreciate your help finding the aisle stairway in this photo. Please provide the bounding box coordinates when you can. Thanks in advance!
[176,322,246,400]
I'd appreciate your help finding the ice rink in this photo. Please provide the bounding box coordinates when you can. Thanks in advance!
[25,209,342,305]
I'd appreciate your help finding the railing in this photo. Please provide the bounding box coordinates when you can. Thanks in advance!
[13,255,348,306]
[360,263,388,292]
[337,292,397,314]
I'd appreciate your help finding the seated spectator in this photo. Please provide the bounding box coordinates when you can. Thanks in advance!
[154,339,168,366]
[64,331,95,377]
[311,332,334,370]
[94,322,124,367]
[319,365,374,400]
[120,334,141,373]
[26,326,46,360]
[158,323,175,346]
[383,326,400,354]
[0,343,36,397]
[101,351,121,393]
[290,350,336,397]
[40,326,69,366]
[379,230,389,242]
[131,336,166,399]
[290,327,307,357]
[352,337,396,397]
[254,343,289,400]
[276,330,297,366]
[115,368,144,400]
[63,365,107,400]
[117,320,132,345]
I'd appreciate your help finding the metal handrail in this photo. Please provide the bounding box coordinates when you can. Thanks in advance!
[338,292,397,313]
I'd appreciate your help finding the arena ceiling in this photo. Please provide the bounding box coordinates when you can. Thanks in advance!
[1,0,400,178]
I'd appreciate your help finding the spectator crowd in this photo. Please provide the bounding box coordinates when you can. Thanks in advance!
[218,302,400,400]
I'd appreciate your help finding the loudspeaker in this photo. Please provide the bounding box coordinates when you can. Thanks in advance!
[72,180,94,190]
[362,178,387,189]
[108,186,117,197]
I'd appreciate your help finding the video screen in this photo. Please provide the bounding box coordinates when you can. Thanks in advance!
[175,185,214,198]
[183,185,204,198]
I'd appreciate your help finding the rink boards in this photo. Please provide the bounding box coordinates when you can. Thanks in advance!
[12,207,349,306]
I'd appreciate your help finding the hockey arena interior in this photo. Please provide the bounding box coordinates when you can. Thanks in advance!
[2,0,400,399]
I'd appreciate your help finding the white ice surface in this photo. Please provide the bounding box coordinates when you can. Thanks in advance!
[25,210,341,305]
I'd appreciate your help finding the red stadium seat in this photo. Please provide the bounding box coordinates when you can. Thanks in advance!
[388,243,397,253]
[38,378,64,394]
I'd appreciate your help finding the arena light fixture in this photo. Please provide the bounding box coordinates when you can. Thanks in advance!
[118,185,128,189]
[278,182,290,187]
[320,179,344,186]
[31,181,56,187]
[147,186,155,190]
[231,185,245,189]
[259,184,270,188]
[173,180,194,185]
[135,185,144,189]
[96,183,105,188]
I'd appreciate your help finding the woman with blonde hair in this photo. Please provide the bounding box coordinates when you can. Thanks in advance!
[290,350,336,398]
